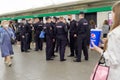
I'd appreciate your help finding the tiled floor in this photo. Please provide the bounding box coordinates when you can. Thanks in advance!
[0,44,100,80]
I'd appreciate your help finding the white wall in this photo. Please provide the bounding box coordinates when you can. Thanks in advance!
[97,11,111,29]
[62,14,76,21]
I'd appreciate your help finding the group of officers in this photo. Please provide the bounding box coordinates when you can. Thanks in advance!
[16,12,90,62]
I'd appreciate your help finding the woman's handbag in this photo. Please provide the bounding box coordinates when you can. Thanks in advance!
[10,38,15,44]
[5,29,15,44]
[90,55,110,80]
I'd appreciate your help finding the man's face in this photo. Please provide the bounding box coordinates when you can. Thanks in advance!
[29,19,33,24]
[79,14,82,19]
[52,18,56,23]
[22,20,26,24]
[2,21,9,28]
[79,14,85,19]
[47,18,51,23]
[34,18,39,23]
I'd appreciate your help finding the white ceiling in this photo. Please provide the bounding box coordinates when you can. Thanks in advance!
[0,0,81,15]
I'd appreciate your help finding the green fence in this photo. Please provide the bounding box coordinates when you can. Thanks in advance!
[0,6,112,21]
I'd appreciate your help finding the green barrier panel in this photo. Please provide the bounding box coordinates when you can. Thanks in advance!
[0,6,112,21]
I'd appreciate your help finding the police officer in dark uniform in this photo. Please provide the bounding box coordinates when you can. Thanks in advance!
[20,19,29,52]
[44,17,55,61]
[51,17,58,57]
[63,18,70,47]
[67,15,78,57]
[74,12,90,62]
[55,17,68,61]
[33,18,44,51]
[26,19,33,49]
[54,18,60,52]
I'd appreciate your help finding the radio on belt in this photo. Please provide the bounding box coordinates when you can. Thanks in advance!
[90,29,102,48]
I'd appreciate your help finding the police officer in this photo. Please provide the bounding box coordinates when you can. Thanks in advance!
[54,18,60,52]
[55,17,68,61]
[44,17,55,61]
[51,17,58,57]
[20,19,29,52]
[67,15,78,57]
[74,12,90,62]
[33,18,44,51]
[63,18,70,47]
[26,19,33,49]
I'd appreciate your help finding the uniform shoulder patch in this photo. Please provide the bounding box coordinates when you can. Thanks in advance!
[83,22,88,25]
[38,25,43,26]
[56,26,62,28]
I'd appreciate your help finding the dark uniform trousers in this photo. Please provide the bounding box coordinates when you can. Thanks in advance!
[57,36,67,60]
[21,34,29,52]
[28,33,32,49]
[52,40,56,55]
[77,35,88,61]
[35,34,43,50]
[70,33,78,56]
[46,36,54,59]
[55,40,59,52]
[40,38,44,50]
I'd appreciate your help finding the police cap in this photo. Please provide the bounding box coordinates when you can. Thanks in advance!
[45,17,51,20]
[79,12,85,15]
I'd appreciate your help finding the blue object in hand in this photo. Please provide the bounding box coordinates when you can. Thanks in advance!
[39,31,45,38]
[90,29,102,48]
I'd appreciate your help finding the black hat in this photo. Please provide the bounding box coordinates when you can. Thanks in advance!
[79,12,85,15]
[53,16,57,19]
[45,17,51,20]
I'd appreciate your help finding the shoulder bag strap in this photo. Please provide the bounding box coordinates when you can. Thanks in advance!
[4,28,11,38]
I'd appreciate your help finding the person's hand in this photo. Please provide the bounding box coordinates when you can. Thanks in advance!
[53,39,55,42]
[91,41,103,54]
[74,34,77,37]
[22,36,25,38]
[50,27,52,30]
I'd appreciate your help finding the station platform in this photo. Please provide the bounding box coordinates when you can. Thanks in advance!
[0,44,99,80]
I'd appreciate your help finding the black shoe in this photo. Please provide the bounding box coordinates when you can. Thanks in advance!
[68,55,74,57]
[74,56,77,58]
[40,49,43,51]
[8,63,12,67]
[85,58,88,61]
[21,50,24,52]
[52,55,58,57]
[7,62,12,67]
[55,50,58,53]
[25,51,30,53]
[73,60,81,62]
[35,49,39,51]
[28,48,32,50]
[11,56,13,59]
[60,59,66,62]
[46,59,54,61]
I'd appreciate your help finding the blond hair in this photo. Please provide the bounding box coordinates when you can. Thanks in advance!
[111,1,120,31]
